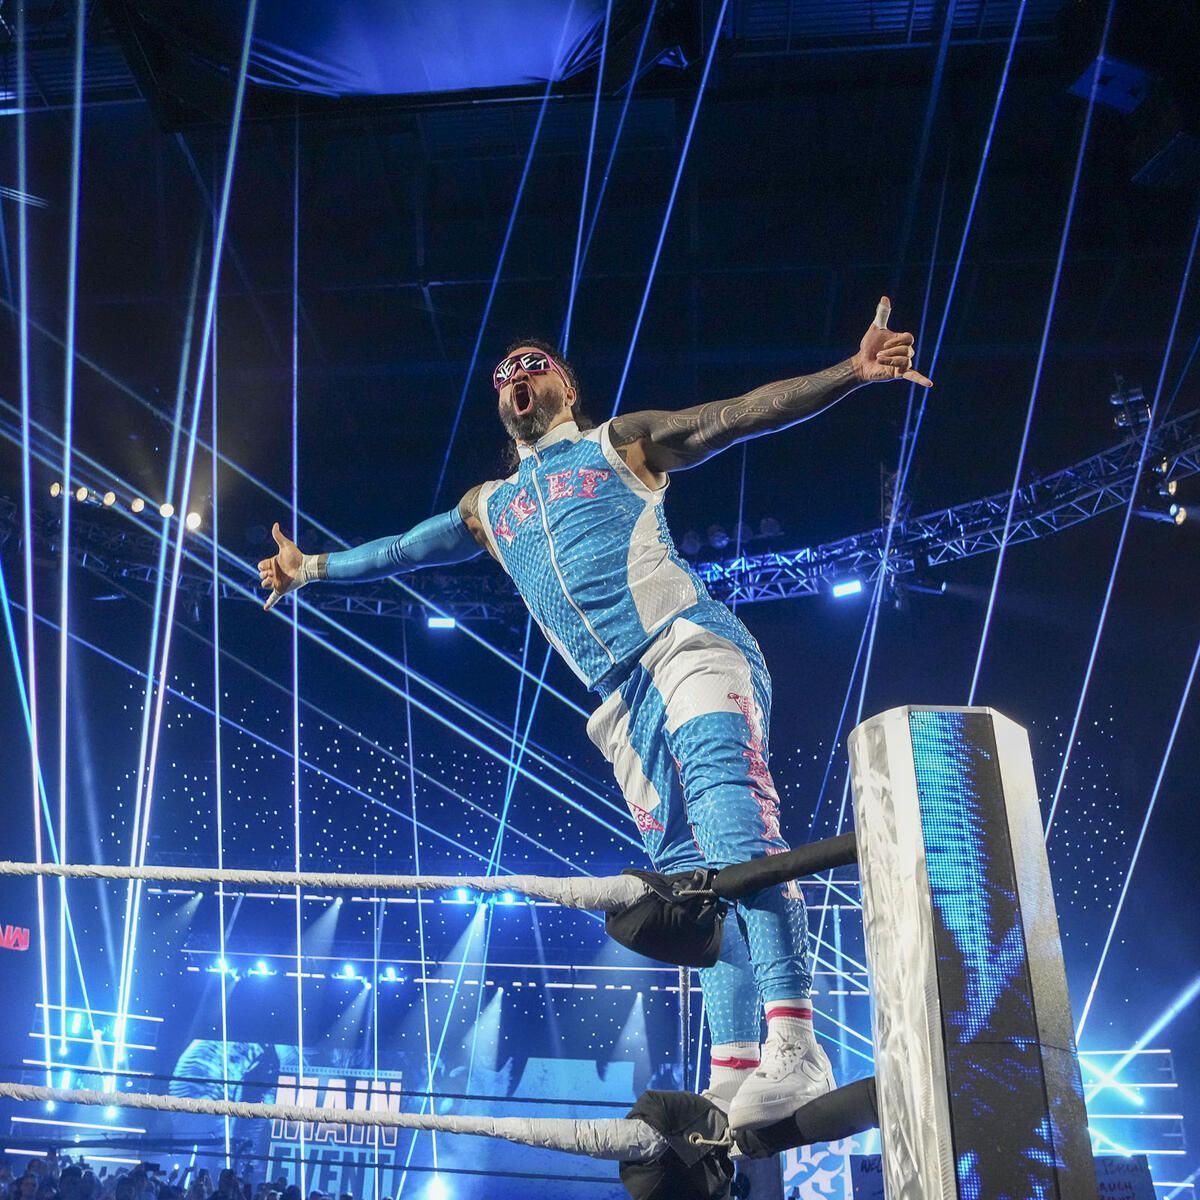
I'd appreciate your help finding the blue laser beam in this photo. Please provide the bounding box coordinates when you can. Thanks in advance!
[813,165,951,961]
[15,0,53,1087]
[113,232,205,1066]
[430,0,582,513]
[1043,200,1200,838]
[562,0,613,354]
[210,302,232,1168]
[0,558,109,1076]
[610,0,730,418]
[115,0,260,1064]
[577,0,659,275]
[56,0,87,1059]
[967,0,1115,704]
[1076,627,1200,1041]
[401,622,439,1176]
[289,116,308,1191]
[1084,976,1200,1103]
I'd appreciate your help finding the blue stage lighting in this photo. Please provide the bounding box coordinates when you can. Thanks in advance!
[454,888,470,903]
[501,892,517,905]
[45,1102,55,1113]
[104,1106,117,1120]
[427,1175,449,1200]
[382,966,398,982]
[340,963,356,979]
[426,615,456,630]
[831,578,864,599]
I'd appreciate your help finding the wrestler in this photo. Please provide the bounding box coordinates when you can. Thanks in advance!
[258,297,930,1132]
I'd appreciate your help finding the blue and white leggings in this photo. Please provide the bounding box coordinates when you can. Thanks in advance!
[587,605,812,1046]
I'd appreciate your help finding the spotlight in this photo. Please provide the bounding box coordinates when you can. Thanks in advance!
[382,966,398,982]
[501,892,517,906]
[45,1102,55,1113]
[1158,479,1178,497]
[1136,502,1188,526]
[50,482,63,498]
[102,491,116,507]
[159,502,175,519]
[427,615,456,630]
[362,980,372,992]
[104,1107,117,1120]
[340,963,356,979]
[185,511,202,532]
[74,486,89,503]
[906,576,948,597]
[830,577,864,599]
[454,888,470,903]
[130,498,145,514]
[427,1175,448,1200]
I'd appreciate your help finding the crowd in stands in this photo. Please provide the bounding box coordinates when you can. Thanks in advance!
[0,1153,372,1200]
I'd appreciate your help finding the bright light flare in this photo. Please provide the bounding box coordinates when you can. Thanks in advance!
[185,511,202,531]
[159,502,174,519]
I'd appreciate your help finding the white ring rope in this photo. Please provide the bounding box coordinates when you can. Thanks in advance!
[0,1082,667,1163]
[0,861,648,912]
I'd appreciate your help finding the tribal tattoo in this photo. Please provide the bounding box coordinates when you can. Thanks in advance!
[608,357,861,473]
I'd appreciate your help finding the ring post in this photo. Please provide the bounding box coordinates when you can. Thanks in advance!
[848,706,1096,1200]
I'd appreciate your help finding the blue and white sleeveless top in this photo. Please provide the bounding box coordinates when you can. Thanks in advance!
[477,420,714,694]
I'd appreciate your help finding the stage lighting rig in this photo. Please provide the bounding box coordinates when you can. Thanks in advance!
[1109,376,1150,430]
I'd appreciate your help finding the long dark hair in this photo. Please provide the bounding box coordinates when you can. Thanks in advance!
[499,338,593,474]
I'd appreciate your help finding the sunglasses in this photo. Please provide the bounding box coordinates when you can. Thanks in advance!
[493,350,567,391]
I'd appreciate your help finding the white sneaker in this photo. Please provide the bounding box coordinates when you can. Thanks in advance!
[726,1035,834,1132]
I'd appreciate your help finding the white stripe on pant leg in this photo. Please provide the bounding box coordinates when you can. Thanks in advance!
[639,618,760,735]
[586,692,665,826]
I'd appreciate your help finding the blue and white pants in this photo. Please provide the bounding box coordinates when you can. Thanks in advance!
[587,604,812,1045]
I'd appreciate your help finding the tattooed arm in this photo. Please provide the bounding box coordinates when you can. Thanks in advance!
[609,359,863,475]
[609,296,931,479]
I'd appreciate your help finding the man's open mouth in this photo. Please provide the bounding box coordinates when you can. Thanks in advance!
[512,381,534,417]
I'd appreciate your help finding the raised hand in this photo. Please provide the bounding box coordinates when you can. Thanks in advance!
[257,522,306,611]
[853,296,933,388]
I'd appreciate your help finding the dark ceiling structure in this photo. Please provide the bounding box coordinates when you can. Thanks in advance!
[1,0,1197,570]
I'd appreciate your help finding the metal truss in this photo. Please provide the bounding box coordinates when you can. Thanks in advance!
[697,406,1200,605]
[5,408,1197,621]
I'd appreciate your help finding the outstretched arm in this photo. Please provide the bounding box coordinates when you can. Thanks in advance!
[259,487,491,611]
[610,297,932,476]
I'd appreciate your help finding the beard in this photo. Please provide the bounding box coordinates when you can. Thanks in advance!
[500,392,561,443]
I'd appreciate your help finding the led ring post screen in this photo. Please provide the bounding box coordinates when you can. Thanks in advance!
[849,706,1096,1200]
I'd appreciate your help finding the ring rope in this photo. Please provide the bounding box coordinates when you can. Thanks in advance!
[0,861,647,912]
[0,1082,666,1163]
[2,1063,631,1108]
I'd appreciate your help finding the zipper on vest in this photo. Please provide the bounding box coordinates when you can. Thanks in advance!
[529,450,615,665]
